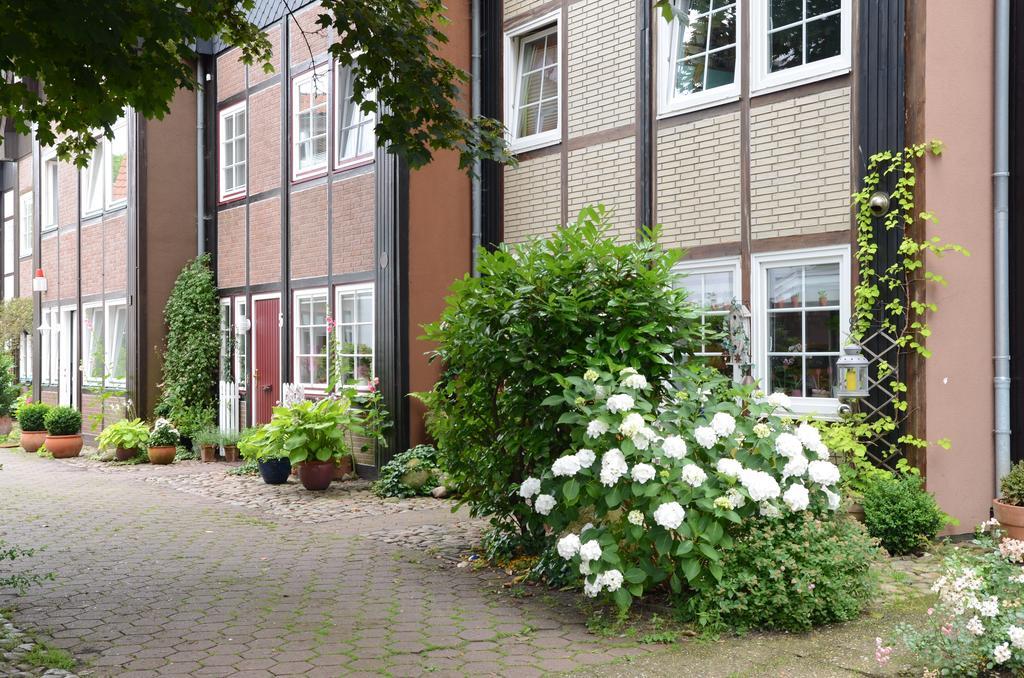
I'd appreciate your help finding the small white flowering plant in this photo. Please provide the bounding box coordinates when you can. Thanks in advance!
[898,521,1024,675]
[148,418,181,448]
[525,365,842,610]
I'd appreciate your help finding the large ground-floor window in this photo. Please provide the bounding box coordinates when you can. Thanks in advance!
[333,283,374,388]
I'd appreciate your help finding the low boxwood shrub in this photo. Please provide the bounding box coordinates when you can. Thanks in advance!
[18,403,50,432]
[1000,460,1024,506]
[44,406,82,436]
[372,445,442,498]
[863,474,949,555]
[688,513,879,632]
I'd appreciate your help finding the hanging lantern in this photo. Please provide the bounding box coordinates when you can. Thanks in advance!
[834,344,870,399]
[32,268,47,292]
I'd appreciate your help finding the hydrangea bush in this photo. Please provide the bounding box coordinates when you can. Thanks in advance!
[520,366,844,610]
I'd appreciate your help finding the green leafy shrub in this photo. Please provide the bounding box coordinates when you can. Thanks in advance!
[688,514,879,632]
[11,392,31,421]
[44,406,82,436]
[97,418,150,451]
[863,474,948,555]
[238,426,287,463]
[1000,460,1024,506]
[18,403,49,432]
[0,353,21,417]
[258,395,363,465]
[372,444,442,498]
[419,206,700,548]
[149,418,181,447]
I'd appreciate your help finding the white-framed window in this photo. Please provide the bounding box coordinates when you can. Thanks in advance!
[334,283,374,388]
[41,150,58,231]
[83,303,105,383]
[219,298,232,380]
[19,192,32,257]
[39,307,59,386]
[82,117,129,215]
[106,300,128,384]
[81,299,127,385]
[293,289,329,387]
[658,0,740,117]
[3,190,14,298]
[235,297,248,389]
[219,103,247,200]
[751,0,851,95]
[335,64,376,168]
[505,13,561,153]
[673,258,741,376]
[19,331,32,382]
[292,68,329,179]
[751,245,850,417]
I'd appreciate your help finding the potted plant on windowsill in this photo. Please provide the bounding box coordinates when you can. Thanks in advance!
[44,406,84,458]
[994,460,1024,540]
[192,426,221,463]
[147,418,180,465]
[239,426,292,485]
[18,402,50,454]
[97,418,150,461]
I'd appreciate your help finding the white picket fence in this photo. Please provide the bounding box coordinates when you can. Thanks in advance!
[218,380,240,436]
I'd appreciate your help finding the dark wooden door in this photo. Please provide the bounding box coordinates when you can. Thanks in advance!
[253,297,280,425]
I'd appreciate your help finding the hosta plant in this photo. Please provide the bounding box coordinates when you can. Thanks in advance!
[257,394,363,466]
[523,366,844,611]
[97,419,150,451]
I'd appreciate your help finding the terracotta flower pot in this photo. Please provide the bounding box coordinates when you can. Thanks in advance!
[298,461,335,491]
[46,434,83,459]
[847,501,865,524]
[20,430,47,454]
[115,446,139,462]
[148,445,176,465]
[993,499,1024,541]
[200,444,218,463]
[0,415,12,436]
[223,444,240,462]
[333,455,354,480]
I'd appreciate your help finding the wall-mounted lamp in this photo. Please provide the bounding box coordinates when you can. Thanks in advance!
[868,191,891,218]
[32,268,47,292]
[834,344,870,400]
[235,316,251,334]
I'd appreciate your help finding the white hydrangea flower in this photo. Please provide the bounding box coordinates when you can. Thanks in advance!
[713,496,733,511]
[822,487,841,511]
[662,435,687,459]
[739,468,781,502]
[575,448,596,468]
[580,560,591,575]
[594,384,607,400]
[552,455,583,477]
[766,392,792,409]
[994,642,1012,664]
[599,448,629,487]
[519,477,541,499]
[579,539,602,563]
[653,501,686,530]
[631,428,656,451]
[715,458,743,479]
[976,596,1000,618]
[600,569,624,592]
[621,373,649,390]
[782,483,810,512]
[627,510,645,526]
[534,494,556,515]
[726,487,746,509]
[795,422,822,449]
[556,534,581,560]
[586,420,610,439]
[710,412,736,437]
[965,616,985,636]
[775,432,803,458]
[681,463,708,487]
[583,368,600,383]
[807,460,841,486]
[631,463,656,484]
[619,412,645,437]
[583,577,602,598]
[807,440,830,459]
[694,426,718,449]
[1009,625,1024,650]
[759,502,782,518]
[752,422,772,439]
[606,394,635,414]
[782,453,809,480]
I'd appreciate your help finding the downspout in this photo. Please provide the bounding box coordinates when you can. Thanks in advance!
[197,59,206,255]
[995,0,1011,492]
[470,0,482,276]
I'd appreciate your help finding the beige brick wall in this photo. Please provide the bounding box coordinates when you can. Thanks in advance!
[568,0,635,137]
[656,112,741,248]
[503,154,562,243]
[567,137,636,242]
[504,0,551,21]
[750,87,851,239]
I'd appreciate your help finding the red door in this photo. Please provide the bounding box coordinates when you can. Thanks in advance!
[253,297,281,425]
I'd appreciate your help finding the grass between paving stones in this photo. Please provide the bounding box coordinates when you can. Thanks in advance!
[24,642,76,671]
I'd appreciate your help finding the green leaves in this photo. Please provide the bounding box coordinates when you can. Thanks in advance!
[562,478,580,503]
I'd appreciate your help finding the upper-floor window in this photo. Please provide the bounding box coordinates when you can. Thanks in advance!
[659,0,739,116]
[505,14,561,153]
[219,102,247,200]
[292,69,329,179]
[41,151,58,231]
[751,0,850,94]
[2,191,13,298]
[335,64,375,168]
[19,192,32,257]
[82,117,129,215]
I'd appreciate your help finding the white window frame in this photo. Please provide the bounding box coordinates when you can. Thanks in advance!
[235,297,249,390]
[657,1,741,118]
[673,257,742,367]
[18,192,32,257]
[105,118,128,209]
[39,306,60,387]
[751,245,851,419]
[19,331,32,382]
[81,117,129,215]
[333,282,375,390]
[81,298,127,386]
[292,288,329,390]
[82,301,106,385]
[291,67,330,180]
[504,12,562,154]
[105,299,128,386]
[334,63,376,170]
[750,0,851,96]
[41,150,59,232]
[218,102,247,201]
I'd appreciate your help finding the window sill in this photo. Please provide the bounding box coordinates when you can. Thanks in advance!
[218,189,247,206]
[334,156,374,174]
[751,63,851,98]
[658,91,740,121]
[768,395,842,421]
[509,130,561,155]
[291,167,328,185]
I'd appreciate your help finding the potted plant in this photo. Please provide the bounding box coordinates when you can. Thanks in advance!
[0,354,21,436]
[219,430,241,462]
[817,289,830,306]
[18,403,50,453]
[994,460,1024,540]
[239,427,292,485]
[147,418,180,465]
[192,426,221,463]
[97,418,150,461]
[43,406,83,458]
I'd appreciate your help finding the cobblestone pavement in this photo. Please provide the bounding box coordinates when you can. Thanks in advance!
[1,610,79,678]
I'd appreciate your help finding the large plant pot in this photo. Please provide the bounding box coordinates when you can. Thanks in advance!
[46,434,83,459]
[993,499,1024,541]
[0,415,12,436]
[20,430,47,454]
[200,444,218,463]
[333,455,354,480]
[115,446,140,462]
[298,461,335,491]
[148,445,176,465]
[223,444,240,462]
[259,458,292,485]
[847,502,866,524]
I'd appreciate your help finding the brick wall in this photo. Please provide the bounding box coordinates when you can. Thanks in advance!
[568,0,635,138]
[248,196,281,285]
[81,393,126,431]
[331,172,375,275]
[57,230,78,303]
[568,137,636,242]
[503,154,562,243]
[249,25,282,87]
[102,215,127,293]
[290,184,328,279]
[656,112,742,248]
[18,156,30,195]
[217,205,246,288]
[19,259,31,299]
[289,5,328,67]
[750,87,851,239]
[216,48,246,100]
[248,87,282,196]
[40,236,57,301]
[504,0,550,21]
[80,224,103,297]
[57,162,77,228]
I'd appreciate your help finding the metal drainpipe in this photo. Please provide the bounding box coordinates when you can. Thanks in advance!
[197,59,206,255]
[470,0,482,276]
[995,0,1011,493]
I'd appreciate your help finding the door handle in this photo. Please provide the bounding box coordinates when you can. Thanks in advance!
[262,385,272,393]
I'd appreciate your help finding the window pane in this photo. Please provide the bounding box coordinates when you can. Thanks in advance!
[356,324,372,352]
[678,14,709,60]
[769,355,803,397]
[770,0,802,28]
[805,263,840,305]
[520,71,542,106]
[538,100,558,134]
[702,271,733,310]
[769,25,803,72]
[109,124,128,205]
[356,291,372,322]
[707,48,736,88]
[804,310,840,352]
[806,13,841,63]
[768,266,801,308]
[543,32,558,65]
[676,58,705,94]
[807,0,841,17]
[517,104,539,137]
[340,294,355,323]
[768,312,801,353]
[686,0,712,12]
[805,355,837,398]
[522,36,548,71]
[708,5,736,51]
